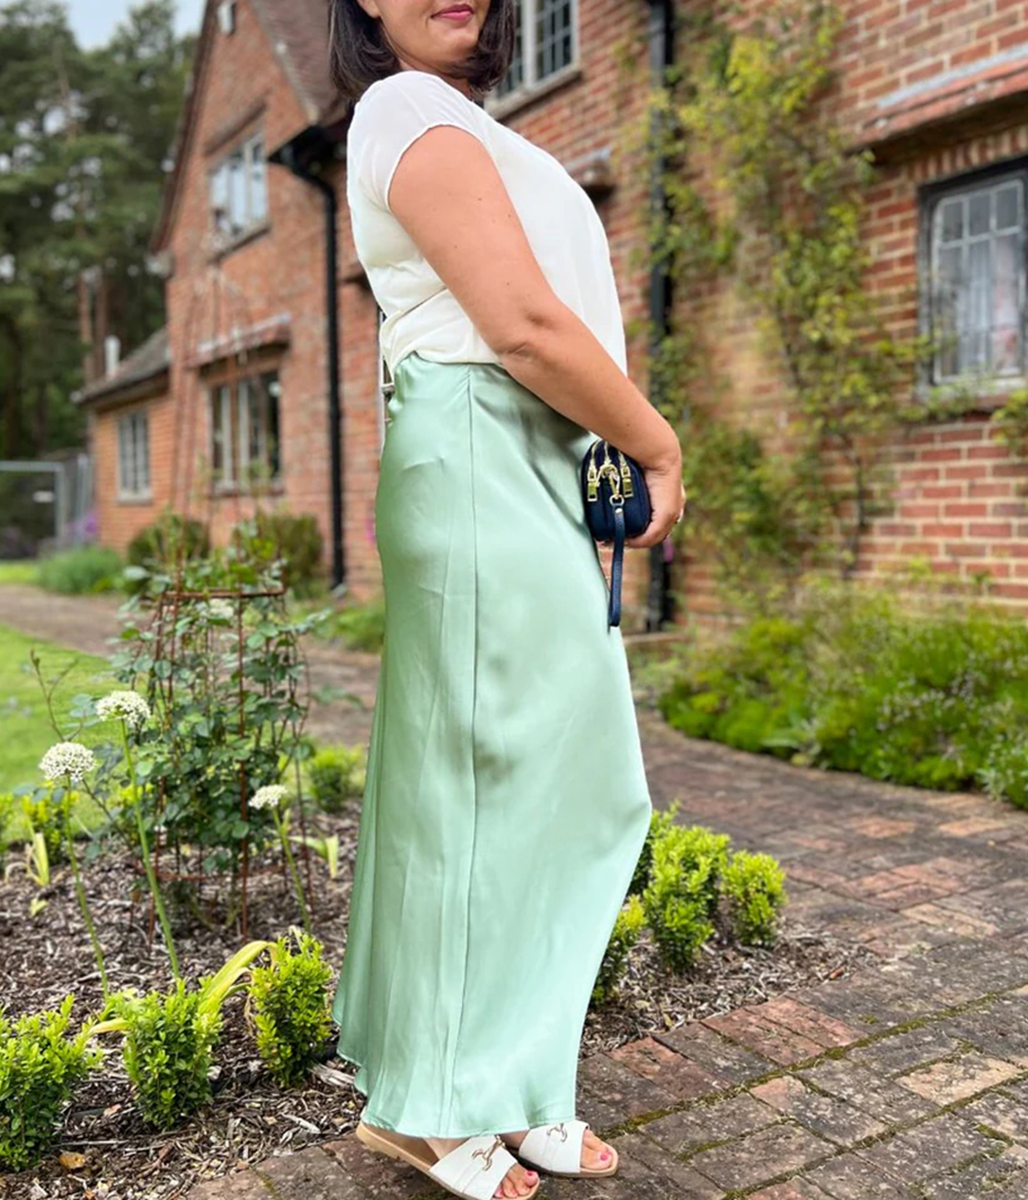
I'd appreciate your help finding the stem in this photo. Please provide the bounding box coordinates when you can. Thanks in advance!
[120,720,182,981]
[272,804,310,934]
[63,789,110,998]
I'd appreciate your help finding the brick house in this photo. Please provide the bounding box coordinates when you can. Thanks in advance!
[72,0,1028,625]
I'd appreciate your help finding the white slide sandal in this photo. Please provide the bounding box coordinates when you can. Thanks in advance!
[355,1120,540,1199]
[508,1119,619,1177]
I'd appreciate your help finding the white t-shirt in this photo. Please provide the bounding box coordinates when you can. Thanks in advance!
[346,69,627,379]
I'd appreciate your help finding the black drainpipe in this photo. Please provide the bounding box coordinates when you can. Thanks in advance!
[645,0,678,631]
[269,127,345,589]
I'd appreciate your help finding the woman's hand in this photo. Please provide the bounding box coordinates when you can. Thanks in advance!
[601,425,685,550]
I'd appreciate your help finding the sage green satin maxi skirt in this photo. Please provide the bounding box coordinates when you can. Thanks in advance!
[330,350,653,1138]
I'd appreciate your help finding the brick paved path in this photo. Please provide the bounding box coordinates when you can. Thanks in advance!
[4,586,1028,1197]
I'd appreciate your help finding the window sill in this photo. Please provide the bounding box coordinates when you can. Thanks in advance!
[207,220,271,262]
[209,481,285,499]
[485,62,583,122]
[117,492,154,505]
[913,374,1028,415]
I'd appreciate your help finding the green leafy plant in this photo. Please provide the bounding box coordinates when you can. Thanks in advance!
[721,850,787,947]
[629,800,681,897]
[19,787,72,866]
[641,824,731,972]
[307,744,367,813]
[322,595,386,652]
[125,511,211,595]
[92,940,270,1130]
[230,510,325,598]
[105,979,221,1129]
[36,546,125,595]
[247,930,333,1087]
[0,995,103,1171]
[591,894,645,1007]
[658,574,1028,808]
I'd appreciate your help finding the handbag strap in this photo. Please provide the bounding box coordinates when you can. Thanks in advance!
[608,502,625,627]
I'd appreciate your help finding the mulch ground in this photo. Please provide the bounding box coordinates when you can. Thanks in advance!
[0,790,874,1199]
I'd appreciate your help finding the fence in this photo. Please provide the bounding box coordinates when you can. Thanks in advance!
[0,451,95,558]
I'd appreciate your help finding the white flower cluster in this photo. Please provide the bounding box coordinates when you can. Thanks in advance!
[206,598,235,623]
[250,784,288,810]
[40,741,97,783]
[96,690,152,730]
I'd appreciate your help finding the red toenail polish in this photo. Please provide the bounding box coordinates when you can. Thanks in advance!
[601,1150,610,1159]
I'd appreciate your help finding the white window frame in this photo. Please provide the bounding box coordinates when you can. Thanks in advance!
[208,369,281,493]
[116,407,150,501]
[921,162,1028,390]
[208,131,268,244]
[489,0,578,107]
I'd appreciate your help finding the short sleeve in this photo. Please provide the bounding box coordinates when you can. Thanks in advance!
[350,72,491,215]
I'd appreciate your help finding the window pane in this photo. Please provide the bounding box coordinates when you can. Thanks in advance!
[938,196,964,244]
[497,2,524,95]
[250,136,267,224]
[996,182,1021,232]
[210,164,230,235]
[969,191,991,238]
[993,231,1022,373]
[228,150,245,236]
[263,371,281,479]
[931,176,1026,382]
[140,414,150,491]
[246,377,263,481]
[118,418,130,492]
[537,0,572,79]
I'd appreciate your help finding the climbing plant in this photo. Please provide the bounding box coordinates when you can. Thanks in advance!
[617,1,936,610]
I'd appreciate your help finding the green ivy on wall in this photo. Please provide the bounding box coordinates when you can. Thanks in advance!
[615,1,951,614]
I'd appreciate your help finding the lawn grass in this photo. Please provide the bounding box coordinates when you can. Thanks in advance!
[0,560,40,586]
[0,623,115,843]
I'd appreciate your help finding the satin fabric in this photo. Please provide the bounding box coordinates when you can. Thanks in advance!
[330,351,653,1138]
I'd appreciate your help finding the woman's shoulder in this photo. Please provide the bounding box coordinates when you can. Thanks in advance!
[354,70,479,117]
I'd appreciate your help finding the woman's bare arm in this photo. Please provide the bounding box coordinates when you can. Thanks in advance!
[383,124,685,547]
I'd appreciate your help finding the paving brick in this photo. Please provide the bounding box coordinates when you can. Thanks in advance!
[186,1170,274,1200]
[845,816,918,839]
[608,1036,724,1101]
[577,1087,626,1131]
[252,1149,371,1200]
[640,1091,780,1155]
[794,1059,940,1125]
[959,1088,1028,1142]
[787,971,939,1033]
[747,1182,833,1200]
[577,1051,678,1119]
[687,1122,833,1192]
[877,937,1028,1005]
[321,1135,428,1198]
[855,914,959,958]
[895,1051,1022,1104]
[901,902,999,939]
[844,1025,965,1076]
[652,1019,776,1086]
[753,997,865,1050]
[701,1008,824,1066]
[749,1074,887,1145]
[933,879,1028,937]
[919,1145,1028,1199]
[854,1111,998,1185]
[804,1151,921,1198]
[611,1130,725,1199]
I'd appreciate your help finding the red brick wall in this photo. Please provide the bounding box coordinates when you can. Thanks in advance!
[665,0,1028,622]
[88,389,173,553]
[161,0,339,579]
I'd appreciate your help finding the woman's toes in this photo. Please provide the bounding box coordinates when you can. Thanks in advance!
[581,1128,613,1169]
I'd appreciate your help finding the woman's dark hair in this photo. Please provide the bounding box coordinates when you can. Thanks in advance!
[328,0,516,106]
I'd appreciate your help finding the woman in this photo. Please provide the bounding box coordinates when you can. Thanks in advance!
[326,0,686,1195]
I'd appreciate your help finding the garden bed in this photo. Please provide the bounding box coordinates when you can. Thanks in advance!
[0,804,877,1200]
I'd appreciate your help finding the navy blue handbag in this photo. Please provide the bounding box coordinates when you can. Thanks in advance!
[580,438,652,628]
